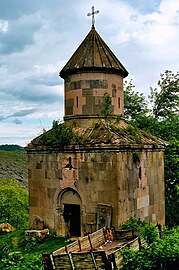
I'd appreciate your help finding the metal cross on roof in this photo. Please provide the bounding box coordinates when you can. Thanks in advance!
[87,6,99,28]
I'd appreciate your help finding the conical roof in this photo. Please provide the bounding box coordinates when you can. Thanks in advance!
[60,27,128,79]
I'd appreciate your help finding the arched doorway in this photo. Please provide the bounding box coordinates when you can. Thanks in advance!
[59,188,81,237]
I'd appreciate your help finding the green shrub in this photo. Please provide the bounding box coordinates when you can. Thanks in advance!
[121,223,179,270]
[41,121,85,147]
[120,218,158,245]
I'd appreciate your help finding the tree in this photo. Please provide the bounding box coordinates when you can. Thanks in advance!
[0,179,28,228]
[100,92,113,119]
[149,70,179,119]
[124,80,148,121]
[122,226,179,270]
[148,71,179,227]
[124,71,179,227]
[164,139,179,227]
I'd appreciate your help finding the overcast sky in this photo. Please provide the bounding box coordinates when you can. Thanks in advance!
[0,0,179,146]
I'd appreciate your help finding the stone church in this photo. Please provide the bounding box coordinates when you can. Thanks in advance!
[27,15,166,237]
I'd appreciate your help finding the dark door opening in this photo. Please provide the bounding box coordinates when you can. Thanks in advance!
[63,204,81,237]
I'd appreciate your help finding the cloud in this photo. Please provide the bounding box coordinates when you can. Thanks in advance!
[0,14,42,54]
[9,109,37,118]
[0,0,179,146]
[0,122,43,146]
[0,20,8,32]
[27,68,61,87]
[0,0,45,20]
[123,0,162,14]
[0,108,36,121]
[12,118,22,125]
[97,0,179,92]
[0,115,5,121]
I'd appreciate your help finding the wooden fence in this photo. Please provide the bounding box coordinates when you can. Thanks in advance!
[42,228,142,270]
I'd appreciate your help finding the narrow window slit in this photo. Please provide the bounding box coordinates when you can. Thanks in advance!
[69,157,72,170]
[118,97,120,108]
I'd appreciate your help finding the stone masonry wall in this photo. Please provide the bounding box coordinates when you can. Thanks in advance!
[28,148,165,235]
[64,72,123,118]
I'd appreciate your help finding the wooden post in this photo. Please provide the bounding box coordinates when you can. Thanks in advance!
[90,251,98,270]
[103,227,107,242]
[42,254,54,270]
[68,253,75,270]
[88,234,93,250]
[138,236,142,250]
[78,238,81,251]
[111,253,118,270]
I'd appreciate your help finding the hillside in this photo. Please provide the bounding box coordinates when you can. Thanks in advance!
[0,144,24,151]
[0,150,28,186]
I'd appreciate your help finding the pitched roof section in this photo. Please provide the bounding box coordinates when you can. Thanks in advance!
[60,27,128,79]
[27,119,167,150]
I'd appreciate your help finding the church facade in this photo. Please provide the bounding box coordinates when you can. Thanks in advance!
[27,23,165,237]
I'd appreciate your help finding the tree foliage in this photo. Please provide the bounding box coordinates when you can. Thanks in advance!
[101,92,113,119]
[0,179,28,228]
[124,80,148,121]
[121,219,159,245]
[0,144,24,151]
[149,70,179,119]
[122,226,179,270]
[124,70,179,227]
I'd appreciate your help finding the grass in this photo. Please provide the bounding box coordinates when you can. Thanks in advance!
[0,150,28,186]
[0,229,69,269]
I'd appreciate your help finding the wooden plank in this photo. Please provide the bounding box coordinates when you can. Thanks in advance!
[113,237,141,269]
[72,252,96,269]
[79,235,91,251]
[90,228,105,248]
[53,247,66,255]
[66,240,80,253]
[90,251,98,269]
[53,254,72,270]
[93,251,112,270]
[53,246,66,255]
[113,250,123,269]
[50,228,143,270]
[115,229,139,241]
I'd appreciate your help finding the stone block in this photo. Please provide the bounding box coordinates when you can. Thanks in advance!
[82,105,93,115]
[93,105,101,115]
[94,96,103,105]
[143,206,148,217]
[65,106,73,115]
[70,80,81,90]
[28,169,32,178]
[86,96,95,106]
[29,196,39,207]
[98,191,104,201]
[137,195,149,209]
[47,188,56,199]
[86,213,96,224]
[66,98,74,107]
[36,162,42,169]
[82,89,93,96]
